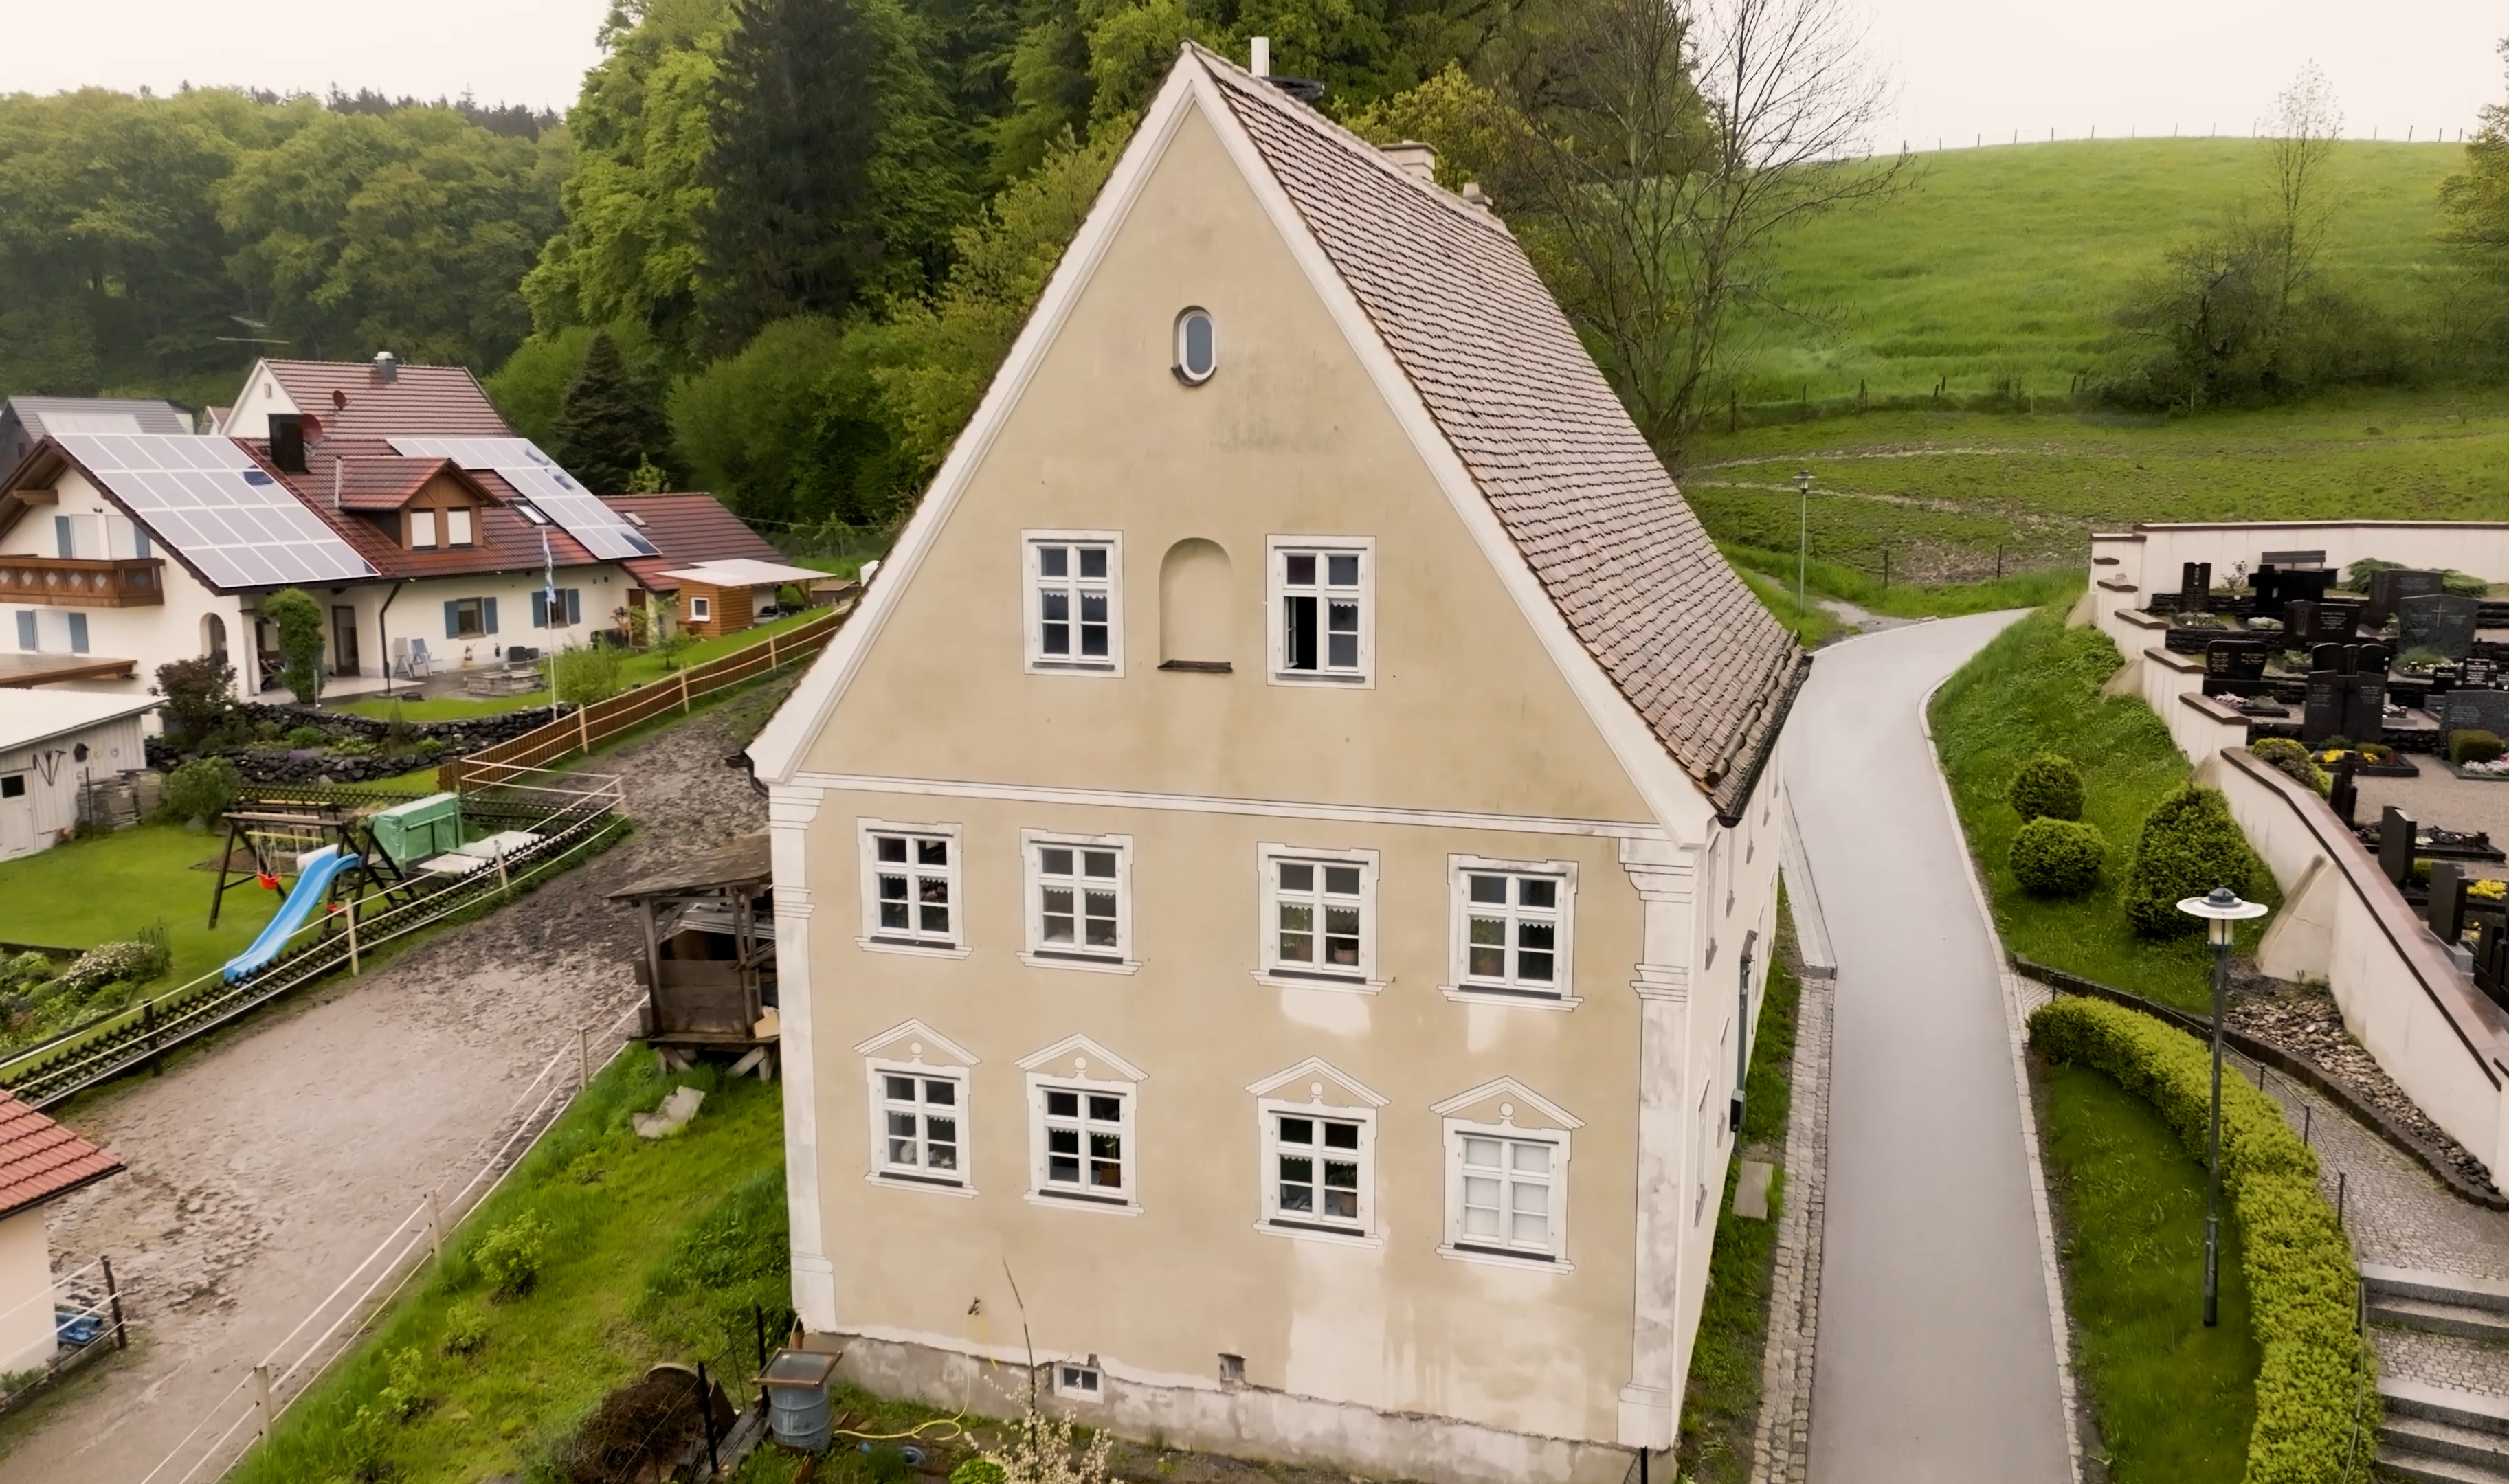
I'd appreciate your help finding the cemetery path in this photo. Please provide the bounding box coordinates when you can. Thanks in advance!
[1788,612,2077,1484]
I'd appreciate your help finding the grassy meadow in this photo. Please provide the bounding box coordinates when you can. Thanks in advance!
[1684,138,2508,589]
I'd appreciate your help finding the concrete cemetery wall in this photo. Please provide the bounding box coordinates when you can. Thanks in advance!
[2091,521,2509,649]
[2203,747,2509,1171]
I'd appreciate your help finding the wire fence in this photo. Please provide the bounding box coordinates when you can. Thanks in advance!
[137,996,649,1484]
[0,771,628,1110]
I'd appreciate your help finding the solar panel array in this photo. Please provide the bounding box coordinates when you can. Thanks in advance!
[390,437,659,561]
[54,434,379,589]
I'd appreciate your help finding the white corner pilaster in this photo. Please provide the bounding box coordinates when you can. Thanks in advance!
[1618,835,1697,1449]
[770,783,836,1331]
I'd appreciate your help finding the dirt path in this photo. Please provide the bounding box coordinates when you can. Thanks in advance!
[0,708,768,1483]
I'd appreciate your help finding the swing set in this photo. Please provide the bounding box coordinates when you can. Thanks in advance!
[205,804,421,930]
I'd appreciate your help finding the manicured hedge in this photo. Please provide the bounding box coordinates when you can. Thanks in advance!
[2011,817,2106,897]
[2029,996,2374,1484]
[2126,785,2255,938]
[2009,751,2087,822]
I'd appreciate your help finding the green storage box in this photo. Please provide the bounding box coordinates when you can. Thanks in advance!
[371,792,462,866]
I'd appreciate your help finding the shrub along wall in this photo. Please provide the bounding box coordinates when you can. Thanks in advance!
[2028,996,2372,1484]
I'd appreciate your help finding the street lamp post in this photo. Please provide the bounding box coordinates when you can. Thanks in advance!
[2177,885,2270,1327]
[1794,469,1813,620]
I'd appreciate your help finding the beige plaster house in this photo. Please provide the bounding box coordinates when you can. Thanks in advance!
[745,42,1807,1484]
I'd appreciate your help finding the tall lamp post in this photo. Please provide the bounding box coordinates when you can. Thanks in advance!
[1794,469,1813,619]
[2178,886,2270,1327]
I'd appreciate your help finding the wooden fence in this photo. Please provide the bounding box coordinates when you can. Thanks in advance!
[441,604,849,791]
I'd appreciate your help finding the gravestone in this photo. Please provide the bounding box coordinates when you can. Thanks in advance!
[2312,642,2349,674]
[2302,671,2345,743]
[2402,593,2482,661]
[2367,569,2446,627]
[2480,921,2509,1008]
[2432,861,2468,945]
[2346,676,2389,745]
[2310,603,2361,643]
[2359,642,2395,677]
[2255,564,2336,610]
[2205,640,2267,683]
[2330,756,2359,826]
[2381,807,2418,886]
[2442,688,2509,738]
[2179,561,2213,614]
[2286,600,2318,641]
[2466,657,2500,689]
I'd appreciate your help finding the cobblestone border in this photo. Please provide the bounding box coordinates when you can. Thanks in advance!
[1749,958,1831,1484]
[1919,675,2088,1484]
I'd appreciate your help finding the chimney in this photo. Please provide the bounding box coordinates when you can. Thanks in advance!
[1251,36,1270,78]
[1383,141,1438,186]
[372,350,399,383]
[269,414,307,474]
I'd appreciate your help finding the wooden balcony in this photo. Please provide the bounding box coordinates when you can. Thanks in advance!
[0,556,164,607]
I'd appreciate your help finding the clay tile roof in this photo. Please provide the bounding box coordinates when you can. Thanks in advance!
[261,360,512,440]
[251,438,603,580]
[330,456,459,511]
[1196,47,1806,818]
[599,493,790,592]
[0,1092,122,1220]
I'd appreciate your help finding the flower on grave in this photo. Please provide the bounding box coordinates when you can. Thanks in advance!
[2470,879,2506,901]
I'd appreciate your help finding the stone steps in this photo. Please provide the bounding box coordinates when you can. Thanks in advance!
[2383,1378,2509,1484]
[2377,1297,2509,1342]
[2369,1267,2509,1340]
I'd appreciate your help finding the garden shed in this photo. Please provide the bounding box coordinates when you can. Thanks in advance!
[0,691,157,861]
[0,1091,122,1371]
[607,833,779,1071]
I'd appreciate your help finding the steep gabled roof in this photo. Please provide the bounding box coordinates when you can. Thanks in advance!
[600,493,791,592]
[249,438,606,581]
[259,360,511,439]
[1197,47,1803,816]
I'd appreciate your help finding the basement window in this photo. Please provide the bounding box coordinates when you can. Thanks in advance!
[1056,1362,1102,1401]
[1174,308,1217,384]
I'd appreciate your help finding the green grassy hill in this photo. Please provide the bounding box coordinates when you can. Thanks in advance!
[1681,137,2506,589]
[1733,137,2465,403]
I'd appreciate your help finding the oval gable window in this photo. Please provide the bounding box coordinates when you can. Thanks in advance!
[1174,308,1217,384]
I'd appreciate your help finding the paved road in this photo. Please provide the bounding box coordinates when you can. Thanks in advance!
[1790,612,2073,1483]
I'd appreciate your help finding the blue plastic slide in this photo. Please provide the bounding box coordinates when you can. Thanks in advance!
[222,850,361,983]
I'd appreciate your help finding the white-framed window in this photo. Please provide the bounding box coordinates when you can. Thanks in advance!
[871,1064,967,1187]
[1431,1078,1580,1271]
[1253,843,1381,991]
[1031,1081,1135,1206]
[409,508,437,548]
[1174,308,1216,384]
[1267,537,1373,686]
[689,594,712,623]
[857,821,966,956]
[445,506,475,547]
[1260,1105,1374,1237]
[1444,856,1578,1008]
[1020,830,1136,973]
[1056,1362,1104,1402]
[1025,532,1122,675]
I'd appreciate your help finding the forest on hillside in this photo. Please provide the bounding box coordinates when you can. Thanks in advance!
[6,0,2509,531]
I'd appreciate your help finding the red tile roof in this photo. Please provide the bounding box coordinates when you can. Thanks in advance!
[0,1092,122,1220]
[327,456,470,512]
[262,360,512,440]
[599,493,790,592]
[250,438,605,581]
[1203,49,1807,818]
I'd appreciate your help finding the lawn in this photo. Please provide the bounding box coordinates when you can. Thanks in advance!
[231,1055,791,1484]
[1676,925,1804,1481]
[0,822,259,985]
[1929,604,2275,1013]
[2037,1056,2261,1481]
[1731,138,2464,405]
[331,608,834,723]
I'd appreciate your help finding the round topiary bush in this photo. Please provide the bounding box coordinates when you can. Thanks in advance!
[2249,736,2329,794]
[2126,785,2255,937]
[2453,729,2506,765]
[2010,818,2107,897]
[2007,752,2086,822]
[161,756,242,829]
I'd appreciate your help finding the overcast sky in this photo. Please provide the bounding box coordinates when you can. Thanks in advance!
[0,0,2499,145]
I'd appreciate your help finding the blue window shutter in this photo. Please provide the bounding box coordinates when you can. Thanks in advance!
[565,589,580,625]
[484,596,498,633]
[13,611,32,651]
[531,591,547,628]
[54,516,71,558]
[444,600,458,639]
[133,527,150,558]
[67,614,88,653]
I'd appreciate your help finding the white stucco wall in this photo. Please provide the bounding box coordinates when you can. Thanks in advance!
[0,1210,53,1375]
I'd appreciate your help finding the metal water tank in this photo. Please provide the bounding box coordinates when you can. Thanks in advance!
[757,1347,841,1452]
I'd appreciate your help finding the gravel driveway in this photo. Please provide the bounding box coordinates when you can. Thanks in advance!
[0,706,769,1483]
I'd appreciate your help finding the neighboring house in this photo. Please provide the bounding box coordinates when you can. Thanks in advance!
[0,1092,123,1371]
[605,491,820,638]
[744,43,1805,1484]
[0,691,157,860]
[0,398,191,477]
[0,355,721,700]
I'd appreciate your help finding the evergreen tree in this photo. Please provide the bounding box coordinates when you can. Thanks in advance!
[696,0,891,350]
[551,331,671,491]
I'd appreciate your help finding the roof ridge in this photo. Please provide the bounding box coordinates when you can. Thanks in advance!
[1184,43,1515,243]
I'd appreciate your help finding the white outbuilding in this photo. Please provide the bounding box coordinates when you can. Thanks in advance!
[0,690,157,861]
